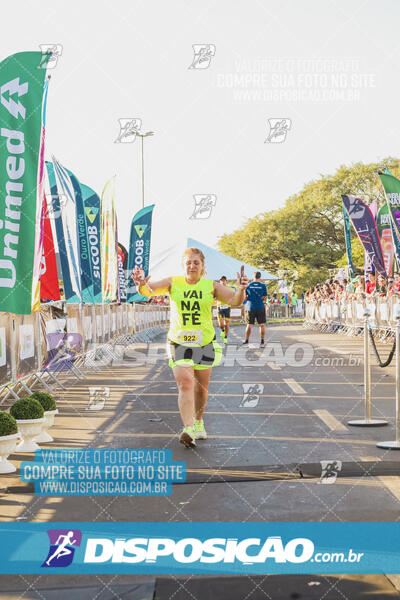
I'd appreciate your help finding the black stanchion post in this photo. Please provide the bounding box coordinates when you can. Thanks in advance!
[348,307,388,427]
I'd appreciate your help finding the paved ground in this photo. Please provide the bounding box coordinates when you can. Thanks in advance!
[1,323,400,598]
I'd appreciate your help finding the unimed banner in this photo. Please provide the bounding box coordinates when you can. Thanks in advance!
[342,195,386,277]
[126,205,155,302]
[0,51,49,314]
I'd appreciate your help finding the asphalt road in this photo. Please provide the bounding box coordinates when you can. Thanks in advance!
[1,323,400,598]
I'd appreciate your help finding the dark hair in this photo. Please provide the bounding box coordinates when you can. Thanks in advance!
[220,276,227,280]
[255,271,261,279]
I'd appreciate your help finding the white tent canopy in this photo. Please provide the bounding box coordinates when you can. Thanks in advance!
[149,238,277,281]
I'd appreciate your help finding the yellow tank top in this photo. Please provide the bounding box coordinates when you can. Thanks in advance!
[168,276,215,346]
[217,285,236,309]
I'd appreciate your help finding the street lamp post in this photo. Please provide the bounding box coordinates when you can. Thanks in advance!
[136,131,154,209]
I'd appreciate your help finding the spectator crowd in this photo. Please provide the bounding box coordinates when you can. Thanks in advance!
[305,273,400,304]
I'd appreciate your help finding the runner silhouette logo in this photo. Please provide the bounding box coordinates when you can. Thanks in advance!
[190,195,217,219]
[240,383,264,408]
[188,44,216,69]
[42,529,82,567]
[265,118,291,143]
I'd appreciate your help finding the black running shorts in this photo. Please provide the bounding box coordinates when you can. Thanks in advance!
[246,307,266,325]
[218,307,231,319]
[167,339,222,370]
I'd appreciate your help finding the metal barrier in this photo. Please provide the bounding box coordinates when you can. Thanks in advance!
[0,303,169,404]
[304,296,400,337]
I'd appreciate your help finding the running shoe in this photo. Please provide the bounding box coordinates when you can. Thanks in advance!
[242,340,249,345]
[179,426,196,448]
[220,331,225,340]
[260,340,265,348]
[193,419,207,440]
[223,337,228,344]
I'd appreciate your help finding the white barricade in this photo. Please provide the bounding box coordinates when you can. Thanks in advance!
[0,302,170,401]
[305,296,400,333]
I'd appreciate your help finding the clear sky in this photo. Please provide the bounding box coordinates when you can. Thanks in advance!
[4,0,400,257]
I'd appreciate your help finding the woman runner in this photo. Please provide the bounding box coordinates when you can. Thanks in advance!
[131,247,248,448]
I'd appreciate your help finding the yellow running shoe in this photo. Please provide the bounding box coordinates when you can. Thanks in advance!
[179,426,196,448]
[194,419,207,440]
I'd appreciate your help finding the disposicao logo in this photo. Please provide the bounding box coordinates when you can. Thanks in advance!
[82,536,314,565]
[42,529,82,567]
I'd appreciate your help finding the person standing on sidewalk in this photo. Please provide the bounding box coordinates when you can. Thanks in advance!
[131,248,247,448]
[216,275,236,344]
[242,271,267,348]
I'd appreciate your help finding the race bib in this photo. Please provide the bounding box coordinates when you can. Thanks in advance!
[177,330,203,346]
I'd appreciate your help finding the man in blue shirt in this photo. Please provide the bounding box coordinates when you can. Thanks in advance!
[243,272,268,347]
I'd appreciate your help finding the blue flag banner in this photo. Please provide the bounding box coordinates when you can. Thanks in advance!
[126,205,155,302]
[51,156,83,302]
[0,522,400,574]
[68,170,94,304]
[45,161,80,303]
[80,183,102,303]
[342,195,386,277]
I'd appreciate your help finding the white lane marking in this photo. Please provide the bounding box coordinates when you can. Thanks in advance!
[313,409,347,431]
[315,346,358,356]
[267,362,281,371]
[283,378,306,394]
[360,457,382,462]
[378,476,400,501]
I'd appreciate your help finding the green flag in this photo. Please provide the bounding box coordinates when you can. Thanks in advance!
[376,204,394,276]
[0,51,49,314]
[378,172,400,269]
[342,202,355,277]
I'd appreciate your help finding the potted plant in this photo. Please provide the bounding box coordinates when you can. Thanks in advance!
[30,392,58,443]
[0,411,19,473]
[10,398,44,453]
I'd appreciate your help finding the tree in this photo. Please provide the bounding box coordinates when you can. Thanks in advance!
[218,158,400,290]
[336,237,365,271]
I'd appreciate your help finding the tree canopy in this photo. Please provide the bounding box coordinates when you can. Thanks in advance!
[218,158,400,291]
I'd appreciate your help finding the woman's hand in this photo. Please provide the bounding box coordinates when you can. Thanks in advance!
[130,266,151,289]
[236,272,249,290]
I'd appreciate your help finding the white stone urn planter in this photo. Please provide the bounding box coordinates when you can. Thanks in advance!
[0,433,19,473]
[34,409,58,443]
[16,418,45,452]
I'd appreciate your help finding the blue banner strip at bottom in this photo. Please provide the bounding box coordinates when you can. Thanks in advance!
[0,522,398,574]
